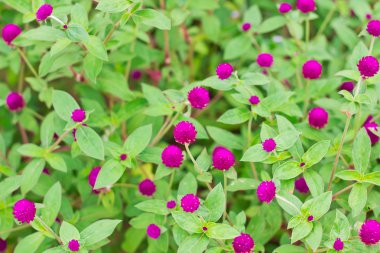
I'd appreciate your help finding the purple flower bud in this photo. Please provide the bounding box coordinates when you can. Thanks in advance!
[173,121,197,145]
[366,13,372,20]
[262,138,277,153]
[161,145,184,168]
[295,177,309,193]
[363,116,379,145]
[131,70,142,80]
[181,194,200,213]
[147,224,161,239]
[339,81,355,93]
[333,238,344,251]
[357,56,379,79]
[68,239,80,252]
[257,181,276,203]
[13,199,36,223]
[216,63,234,80]
[302,60,322,79]
[296,0,316,14]
[188,86,210,110]
[71,109,86,123]
[359,220,380,245]
[367,20,380,37]
[6,92,25,112]
[139,179,156,197]
[232,233,255,253]
[166,200,176,209]
[120,153,127,161]
[308,107,329,129]
[257,53,274,68]
[88,166,102,194]
[212,146,235,171]
[241,22,252,32]
[307,215,314,222]
[2,24,22,45]
[36,4,53,21]
[279,3,292,13]
[249,95,260,105]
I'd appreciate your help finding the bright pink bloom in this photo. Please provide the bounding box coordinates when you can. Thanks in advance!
[296,0,316,13]
[212,146,235,171]
[13,199,36,223]
[161,145,184,168]
[2,24,22,45]
[339,81,355,93]
[71,109,86,123]
[257,181,276,203]
[359,220,380,245]
[257,53,274,68]
[166,200,176,209]
[68,240,80,252]
[188,87,210,109]
[147,224,161,239]
[173,121,197,145]
[308,107,328,129]
[139,179,156,197]
[216,63,234,80]
[357,56,379,79]
[249,95,260,105]
[333,238,344,251]
[36,4,53,21]
[88,166,102,194]
[302,60,322,79]
[363,116,379,145]
[180,194,200,213]
[262,138,277,152]
[6,92,25,112]
[120,153,127,161]
[367,20,380,37]
[279,3,292,13]
[232,233,255,253]
[295,177,309,193]
[241,22,252,32]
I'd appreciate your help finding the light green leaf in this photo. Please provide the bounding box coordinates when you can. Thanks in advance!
[217,108,250,125]
[80,219,122,246]
[60,221,80,244]
[21,159,45,195]
[133,9,171,30]
[227,178,259,192]
[124,124,152,157]
[14,232,44,253]
[52,90,80,121]
[257,16,286,34]
[241,144,270,162]
[172,211,202,233]
[291,220,313,243]
[204,184,225,222]
[302,140,330,168]
[135,200,169,215]
[205,223,239,240]
[76,127,105,160]
[348,183,367,217]
[178,234,209,253]
[42,182,62,226]
[275,160,303,180]
[301,192,332,220]
[83,36,108,61]
[94,159,124,189]
[352,128,371,173]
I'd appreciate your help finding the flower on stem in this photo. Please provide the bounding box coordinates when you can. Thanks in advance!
[88,166,102,194]
[6,92,25,112]
[339,81,355,93]
[180,194,200,213]
[216,63,234,80]
[257,181,276,203]
[147,224,161,239]
[232,233,255,253]
[359,220,380,245]
[173,121,197,145]
[367,20,380,37]
[13,199,36,223]
[138,179,156,197]
[308,107,329,129]
[241,22,252,32]
[212,146,235,171]
[166,200,176,209]
[68,240,80,252]
[307,215,314,222]
[262,138,276,153]
[36,4,53,21]
[295,177,309,193]
[1,24,22,45]
[357,56,379,79]
[161,145,184,168]
[302,60,322,79]
[257,53,274,68]
[188,86,210,110]
[249,95,260,105]
[296,0,316,14]
[71,109,86,123]
[333,238,344,251]
[279,3,292,14]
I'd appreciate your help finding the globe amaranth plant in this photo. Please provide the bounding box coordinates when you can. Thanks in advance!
[0,0,380,253]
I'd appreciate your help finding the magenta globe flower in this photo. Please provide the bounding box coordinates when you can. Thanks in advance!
[161,145,184,168]
[216,63,234,80]
[257,53,274,68]
[249,95,260,105]
[295,177,309,193]
[357,56,379,79]
[212,146,235,171]
[6,92,25,112]
[339,81,355,93]
[2,24,22,45]
[363,116,379,145]
[188,86,210,109]
[241,22,252,32]
[68,240,80,252]
[36,4,53,21]
[296,0,316,13]
[232,233,255,253]
[173,121,197,145]
[180,194,200,213]
[166,200,176,209]
[71,109,86,123]
[367,20,380,37]
[88,166,102,194]
[262,138,277,153]
[308,107,329,129]
[257,181,276,203]
[147,224,161,239]
[359,220,380,245]
[333,238,344,251]
[139,179,156,197]
[13,199,36,223]
[302,60,322,79]
[279,2,292,13]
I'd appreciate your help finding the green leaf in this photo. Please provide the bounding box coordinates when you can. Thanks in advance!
[18,144,45,157]
[241,72,270,85]
[196,149,211,172]
[21,159,45,195]
[217,108,250,125]
[352,128,371,173]
[348,183,367,217]
[302,140,330,168]
[204,184,225,222]
[178,173,197,196]
[330,210,350,241]
[40,113,55,147]
[45,153,67,172]
[66,24,89,42]
[276,192,303,216]
[207,126,244,150]
[96,0,132,13]
[83,54,103,84]
[0,175,22,199]
[303,170,324,197]
[14,232,44,253]
[52,90,80,121]
[50,38,72,56]
[275,160,303,180]
[257,16,286,34]
[291,220,313,243]
[227,178,259,192]
[205,223,240,240]
[42,182,62,226]
[172,211,202,233]
[241,144,270,162]
[275,131,300,151]
[60,221,80,244]
[94,159,124,189]
[363,172,380,186]
[178,235,209,253]
[133,9,171,30]
[305,222,322,251]
[301,192,332,220]
[84,36,108,61]
[335,170,362,181]
[135,200,169,215]
[80,219,122,246]
[76,126,105,160]
[223,35,251,60]
[71,3,88,29]
[124,124,152,157]
[273,245,306,253]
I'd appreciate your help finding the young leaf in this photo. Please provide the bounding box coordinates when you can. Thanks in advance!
[301,192,332,220]
[133,9,171,30]
[42,182,62,226]
[348,183,367,217]
[135,200,170,216]
[124,124,152,157]
[204,184,225,222]
[21,159,45,195]
[205,223,240,240]
[291,220,313,243]
[83,36,108,61]
[60,221,80,244]
[178,234,209,253]
[241,144,270,162]
[274,160,303,180]
[76,126,105,160]
[302,140,330,168]
[217,108,250,125]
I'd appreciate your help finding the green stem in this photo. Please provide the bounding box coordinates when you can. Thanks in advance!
[17,48,39,79]
[332,183,355,200]
[48,129,71,152]
[316,6,336,38]
[223,172,228,221]
[35,217,63,245]
[0,224,30,235]
[185,144,212,191]
[247,116,253,147]
[305,17,310,50]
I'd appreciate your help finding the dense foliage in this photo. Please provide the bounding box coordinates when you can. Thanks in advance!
[1,0,380,252]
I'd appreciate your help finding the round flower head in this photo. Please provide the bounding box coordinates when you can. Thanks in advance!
[262,138,277,153]
[308,107,329,129]
[357,56,379,79]
[188,86,210,109]
[161,145,184,168]
[181,194,200,213]
[366,13,372,20]
[363,116,379,145]
[0,239,7,251]
[131,70,142,80]
[71,109,86,123]
[166,200,176,209]
[6,92,25,112]
[256,53,274,68]
[257,181,276,203]
[302,60,322,79]
[339,81,355,93]
[367,20,380,37]
[13,199,36,223]
[139,179,156,197]
[68,240,80,252]
[147,224,161,239]
[232,233,255,253]
[212,146,235,171]
[295,177,309,193]
[296,0,316,13]
[279,2,292,13]
[241,22,252,32]
[333,238,344,251]
[249,95,260,105]
[173,121,197,145]
[2,24,22,45]
[120,153,127,161]
[359,220,380,245]
[308,215,314,222]
[88,166,101,193]
[36,4,53,21]
[216,63,234,80]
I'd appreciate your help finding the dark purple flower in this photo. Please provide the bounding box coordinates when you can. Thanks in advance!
[257,181,276,203]
[232,233,255,253]
[363,116,379,145]
[71,109,86,123]
[302,60,322,79]
[257,53,274,68]
[2,24,22,45]
[367,20,380,37]
[13,199,36,223]
[295,177,309,193]
[188,86,210,109]
[366,13,372,20]
[88,166,102,194]
[68,239,80,252]
[212,146,235,171]
[357,56,379,79]
[173,121,197,145]
[161,145,184,168]
[241,22,252,32]
[296,0,316,13]
[333,238,344,251]
[139,179,156,197]
[6,92,25,112]
[308,215,314,222]
[36,4,53,21]
[262,138,277,153]
[359,220,380,245]
[216,63,234,80]
[0,239,7,252]
[181,194,200,213]
[279,3,292,13]
[131,70,142,80]
[147,224,161,239]
[120,153,127,161]
[308,107,329,129]
[166,200,176,209]
[339,81,355,93]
